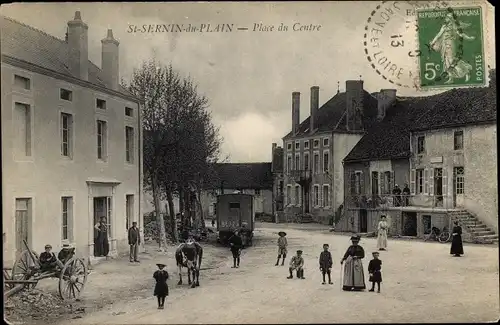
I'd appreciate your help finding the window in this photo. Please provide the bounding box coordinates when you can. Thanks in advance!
[313,185,319,206]
[294,154,300,170]
[313,139,320,148]
[61,113,73,157]
[279,181,284,194]
[14,102,31,157]
[96,98,107,110]
[350,172,363,195]
[255,189,261,196]
[125,195,134,230]
[14,75,31,90]
[287,155,292,173]
[295,185,301,205]
[304,153,310,170]
[60,88,73,101]
[229,202,241,209]
[323,151,329,173]
[125,126,134,163]
[416,169,424,193]
[295,141,300,150]
[286,186,292,205]
[125,107,134,117]
[384,171,392,194]
[454,167,464,194]
[323,138,329,146]
[304,140,309,149]
[313,153,320,174]
[97,120,108,160]
[454,131,463,150]
[323,185,330,207]
[287,142,292,151]
[417,136,425,154]
[371,171,379,195]
[61,197,73,241]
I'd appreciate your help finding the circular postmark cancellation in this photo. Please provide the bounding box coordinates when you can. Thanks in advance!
[363,0,487,90]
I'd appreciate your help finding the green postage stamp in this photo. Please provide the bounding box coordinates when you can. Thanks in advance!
[417,7,485,88]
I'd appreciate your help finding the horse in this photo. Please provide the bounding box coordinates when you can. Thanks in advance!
[175,239,203,288]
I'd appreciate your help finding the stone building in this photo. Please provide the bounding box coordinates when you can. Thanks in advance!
[271,143,284,222]
[281,81,378,224]
[341,82,497,242]
[1,12,143,265]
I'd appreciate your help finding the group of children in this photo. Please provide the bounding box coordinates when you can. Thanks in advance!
[276,231,383,292]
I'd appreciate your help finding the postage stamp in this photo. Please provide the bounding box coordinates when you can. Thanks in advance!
[417,7,485,88]
[363,0,491,91]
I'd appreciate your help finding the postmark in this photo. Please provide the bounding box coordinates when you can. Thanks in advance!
[363,0,490,90]
[417,7,485,88]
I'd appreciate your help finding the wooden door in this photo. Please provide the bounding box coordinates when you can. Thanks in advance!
[15,199,30,256]
[359,209,368,233]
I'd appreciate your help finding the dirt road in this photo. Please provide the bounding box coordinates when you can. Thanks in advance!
[61,223,498,324]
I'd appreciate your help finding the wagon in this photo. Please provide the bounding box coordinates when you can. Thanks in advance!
[3,240,88,301]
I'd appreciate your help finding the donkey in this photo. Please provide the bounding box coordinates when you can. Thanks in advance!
[175,239,203,288]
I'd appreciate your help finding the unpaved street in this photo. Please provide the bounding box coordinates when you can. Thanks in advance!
[61,223,498,324]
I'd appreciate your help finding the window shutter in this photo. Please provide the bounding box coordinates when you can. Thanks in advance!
[390,171,395,192]
[442,168,448,198]
[359,171,365,195]
[350,172,356,195]
[429,168,434,196]
[379,172,385,195]
[320,186,323,207]
[424,168,429,194]
[410,169,416,194]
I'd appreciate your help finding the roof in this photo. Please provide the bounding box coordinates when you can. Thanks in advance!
[204,163,273,190]
[0,15,133,98]
[283,90,379,139]
[344,83,497,163]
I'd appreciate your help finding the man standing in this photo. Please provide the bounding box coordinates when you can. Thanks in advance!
[128,221,140,263]
[402,184,411,206]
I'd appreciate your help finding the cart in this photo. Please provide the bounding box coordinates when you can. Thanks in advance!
[3,240,88,301]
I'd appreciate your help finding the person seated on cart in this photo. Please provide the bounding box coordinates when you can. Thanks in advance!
[39,244,64,271]
[58,243,76,264]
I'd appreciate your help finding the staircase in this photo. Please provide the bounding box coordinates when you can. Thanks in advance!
[448,211,498,244]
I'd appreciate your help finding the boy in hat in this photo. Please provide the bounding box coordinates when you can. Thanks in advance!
[368,251,382,293]
[287,250,305,279]
[39,244,58,271]
[275,231,288,266]
[319,244,333,285]
[153,263,169,309]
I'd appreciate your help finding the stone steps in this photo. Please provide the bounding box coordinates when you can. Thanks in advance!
[450,211,498,243]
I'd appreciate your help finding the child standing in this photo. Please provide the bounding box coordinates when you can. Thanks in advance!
[368,252,382,293]
[275,231,288,266]
[319,244,333,285]
[287,250,305,279]
[153,263,169,309]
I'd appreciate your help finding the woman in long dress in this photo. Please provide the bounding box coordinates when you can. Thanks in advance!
[340,235,366,291]
[450,221,464,257]
[377,215,389,251]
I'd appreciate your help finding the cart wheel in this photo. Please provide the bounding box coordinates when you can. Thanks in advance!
[438,231,451,243]
[59,257,87,301]
[12,250,39,290]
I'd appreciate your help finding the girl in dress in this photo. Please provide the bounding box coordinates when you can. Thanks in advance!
[153,263,169,309]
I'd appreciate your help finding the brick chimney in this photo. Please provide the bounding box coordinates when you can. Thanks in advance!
[292,92,300,135]
[377,89,397,121]
[345,80,364,131]
[101,29,120,91]
[67,11,88,81]
[310,86,319,133]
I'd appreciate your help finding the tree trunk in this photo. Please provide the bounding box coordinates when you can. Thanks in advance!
[166,188,178,243]
[152,175,168,251]
[196,187,205,229]
[179,186,184,226]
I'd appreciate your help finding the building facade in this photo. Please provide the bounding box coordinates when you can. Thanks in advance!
[200,163,274,219]
[341,83,497,242]
[281,81,378,224]
[271,143,284,223]
[1,12,143,265]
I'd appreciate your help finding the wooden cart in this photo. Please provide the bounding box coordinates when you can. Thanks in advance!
[3,240,88,301]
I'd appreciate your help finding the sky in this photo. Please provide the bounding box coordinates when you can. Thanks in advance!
[1,1,495,163]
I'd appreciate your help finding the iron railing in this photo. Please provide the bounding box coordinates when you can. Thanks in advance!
[344,194,450,209]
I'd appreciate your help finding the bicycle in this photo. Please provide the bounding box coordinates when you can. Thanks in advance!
[424,226,451,243]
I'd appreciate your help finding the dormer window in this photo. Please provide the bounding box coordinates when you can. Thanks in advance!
[313,139,320,148]
[96,99,107,110]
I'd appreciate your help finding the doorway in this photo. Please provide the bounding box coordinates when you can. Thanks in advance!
[402,212,417,236]
[304,187,310,213]
[93,197,112,257]
[15,198,31,256]
[434,168,443,207]
[359,209,368,233]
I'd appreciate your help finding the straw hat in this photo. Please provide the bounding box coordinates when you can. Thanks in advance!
[278,231,287,237]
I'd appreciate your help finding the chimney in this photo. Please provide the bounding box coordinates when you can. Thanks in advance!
[345,80,364,131]
[101,29,120,91]
[292,92,300,135]
[310,86,319,133]
[67,11,88,81]
[377,89,397,121]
